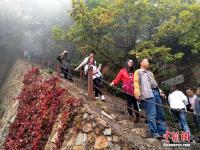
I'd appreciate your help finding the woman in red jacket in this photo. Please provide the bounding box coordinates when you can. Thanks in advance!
[110,59,140,122]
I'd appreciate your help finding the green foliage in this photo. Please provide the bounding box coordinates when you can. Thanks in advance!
[157,1,200,54]
[52,0,200,79]
[130,41,182,78]
[130,41,183,64]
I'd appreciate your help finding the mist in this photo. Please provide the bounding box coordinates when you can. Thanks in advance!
[0,0,73,87]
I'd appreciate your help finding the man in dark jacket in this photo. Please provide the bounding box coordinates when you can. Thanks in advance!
[57,50,73,81]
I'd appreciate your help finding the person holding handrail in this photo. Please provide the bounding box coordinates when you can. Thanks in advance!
[84,56,105,101]
[75,50,101,71]
[110,59,140,123]
[134,58,166,139]
[168,86,192,139]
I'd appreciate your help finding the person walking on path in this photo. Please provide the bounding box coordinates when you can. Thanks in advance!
[186,87,198,126]
[84,56,105,101]
[134,58,166,139]
[110,59,140,123]
[75,50,101,71]
[168,86,192,139]
[57,50,73,81]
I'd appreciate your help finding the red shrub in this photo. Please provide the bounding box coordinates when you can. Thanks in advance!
[4,68,82,150]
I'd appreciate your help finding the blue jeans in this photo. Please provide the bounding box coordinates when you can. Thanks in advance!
[171,109,190,133]
[141,89,166,136]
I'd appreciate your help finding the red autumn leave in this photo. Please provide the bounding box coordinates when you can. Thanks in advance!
[4,67,82,150]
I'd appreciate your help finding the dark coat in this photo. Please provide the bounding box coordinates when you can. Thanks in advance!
[195,96,200,129]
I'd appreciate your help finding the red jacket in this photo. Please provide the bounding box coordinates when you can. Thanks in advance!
[112,68,134,95]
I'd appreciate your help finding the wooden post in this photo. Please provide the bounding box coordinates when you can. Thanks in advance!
[79,67,84,79]
[88,65,94,99]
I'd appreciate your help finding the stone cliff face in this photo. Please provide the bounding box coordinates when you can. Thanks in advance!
[0,50,19,89]
[0,60,164,150]
[0,60,32,148]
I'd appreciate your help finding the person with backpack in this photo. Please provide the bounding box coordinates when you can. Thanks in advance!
[57,50,73,81]
[84,56,105,101]
[110,59,140,123]
[134,58,166,139]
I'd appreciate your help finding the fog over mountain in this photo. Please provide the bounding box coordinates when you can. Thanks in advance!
[0,0,73,87]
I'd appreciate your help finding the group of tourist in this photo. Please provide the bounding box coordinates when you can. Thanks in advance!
[168,87,200,137]
[57,50,199,141]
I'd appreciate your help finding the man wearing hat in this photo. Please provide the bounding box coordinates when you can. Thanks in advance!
[57,50,73,81]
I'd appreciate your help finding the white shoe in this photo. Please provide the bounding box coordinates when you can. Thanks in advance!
[101,95,106,100]
[95,96,100,99]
